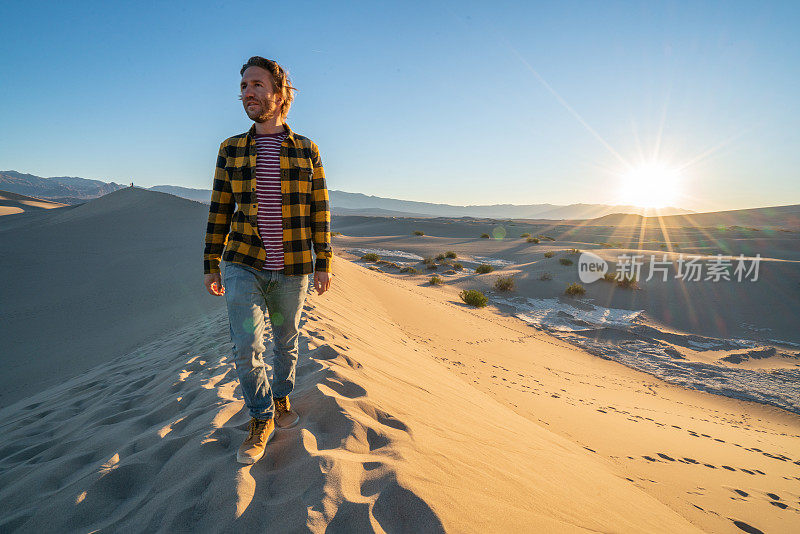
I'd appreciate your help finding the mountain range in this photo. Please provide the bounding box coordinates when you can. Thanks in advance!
[1,170,694,220]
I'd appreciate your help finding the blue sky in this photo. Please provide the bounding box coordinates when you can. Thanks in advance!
[1,0,798,212]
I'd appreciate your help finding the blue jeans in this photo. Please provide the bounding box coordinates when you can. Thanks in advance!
[222,260,310,420]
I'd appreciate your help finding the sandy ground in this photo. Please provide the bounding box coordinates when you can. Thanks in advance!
[1,189,798,532]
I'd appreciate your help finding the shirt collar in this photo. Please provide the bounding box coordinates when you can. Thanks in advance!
[247,122,295,144]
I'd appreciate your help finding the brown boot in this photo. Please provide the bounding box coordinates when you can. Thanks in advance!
[273,396,299,429]
[237,417,275,464]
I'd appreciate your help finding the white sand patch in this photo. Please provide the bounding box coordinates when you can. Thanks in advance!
[496,297,644,332]
[345,247,424,261]
[470,255,515,267]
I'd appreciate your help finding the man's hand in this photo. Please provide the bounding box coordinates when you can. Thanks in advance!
[313,271,331,295]
[204,273,226,296]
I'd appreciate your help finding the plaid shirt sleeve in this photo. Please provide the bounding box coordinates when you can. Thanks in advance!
[203,142,234,275]
[309,141,333,273]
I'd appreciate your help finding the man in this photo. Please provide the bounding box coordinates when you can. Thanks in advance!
[203,56,332,465]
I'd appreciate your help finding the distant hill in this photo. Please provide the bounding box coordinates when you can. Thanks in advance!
[0,171,127,204]
[327,191,692,219]
[586,204,800,229]
[332,206,440,218]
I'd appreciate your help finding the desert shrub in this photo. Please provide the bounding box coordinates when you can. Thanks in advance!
[435,253,446,261]
[616,275,639,289]
[544,251,555,258]
[422,256,435,265]
[540,235,555,241]
[399,266,418,274]
[475,264,495,274]
[564,283,586,296]
[361,253,380,262]
[413,230,424,236]
[602,272,616,282]
[459,289,488,307]
[539,272,552,281]
[452,262,463,271]
[445,251,457,259]
[559,258,573,266]
[494,276,515,291]
[368,265,382,272]
[427,263,438,270]
[480,233,490,239]
[444,269,456,274]
[429,275,443,286]
[520,232,531,238]
[567,248,580,254]
[527,237,540,243]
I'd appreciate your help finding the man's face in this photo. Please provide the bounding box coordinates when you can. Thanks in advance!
[240,66,283,123]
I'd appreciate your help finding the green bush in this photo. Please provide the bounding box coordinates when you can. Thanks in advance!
[399,266,418,274]
[429,275,443,286]
[540,235,555,241]
[452,262,463,271]
[480,233,490,238]
[435,253,446,261]
[445,251,457,259]
[544,251,555,258]
[520,232,531,238]
[475,264,495,274]
[616,275,639,289]
[494,276,515,291]
[602,272,616,282]
[564,283,586,296]
[527,237,540,243]
[413,230,424,236]
[361,253,380,262]
[422,256,435,265]
[559,258,573,266]
[459,289,488,307]
[539,272,552,281]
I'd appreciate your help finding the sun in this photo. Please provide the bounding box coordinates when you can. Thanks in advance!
[617,162,682,209]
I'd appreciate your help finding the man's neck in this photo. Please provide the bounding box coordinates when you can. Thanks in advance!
[253,120,284,135]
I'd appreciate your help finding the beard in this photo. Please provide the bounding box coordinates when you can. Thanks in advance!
[244,97,280,123]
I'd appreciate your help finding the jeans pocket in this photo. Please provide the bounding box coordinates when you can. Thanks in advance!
[222,261,245,284]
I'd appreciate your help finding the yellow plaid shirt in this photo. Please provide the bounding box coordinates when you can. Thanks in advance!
[204,122,332,275]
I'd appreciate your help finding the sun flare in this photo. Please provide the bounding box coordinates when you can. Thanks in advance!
[617,163,683,209]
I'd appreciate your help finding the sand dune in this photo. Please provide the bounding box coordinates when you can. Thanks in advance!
[1,190,798,532]
[0,189,69,216]
[0,187,223,407]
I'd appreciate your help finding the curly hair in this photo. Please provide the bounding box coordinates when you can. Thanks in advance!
[240,56,297,122]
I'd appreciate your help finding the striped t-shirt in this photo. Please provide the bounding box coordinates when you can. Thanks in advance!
[253,131,287,270]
